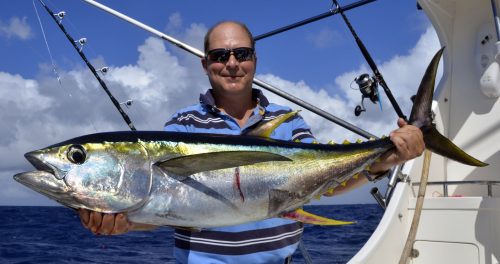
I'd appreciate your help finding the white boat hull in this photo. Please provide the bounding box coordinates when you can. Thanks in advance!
[350,0,500,263]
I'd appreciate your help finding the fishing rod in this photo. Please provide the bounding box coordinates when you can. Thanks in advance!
[254,0,376,41]
[81,0,377,139]
[37,0,137,131]
[332,0,407,121]
[492,0,500,42]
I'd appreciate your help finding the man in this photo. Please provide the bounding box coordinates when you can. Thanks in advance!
[79,21,424,263]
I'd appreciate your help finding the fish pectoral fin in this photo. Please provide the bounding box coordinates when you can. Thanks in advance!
[156,151,291,177]
[280,208,355,226]
[246,111,300,138]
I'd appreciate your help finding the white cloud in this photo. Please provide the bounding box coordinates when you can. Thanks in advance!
[306,28,342,49]
[0,16,32,40]
[0,72,53,111]
[165,12,183,33]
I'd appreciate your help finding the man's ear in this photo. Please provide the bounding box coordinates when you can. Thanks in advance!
[201,57,208,73]
[253,53,258,70]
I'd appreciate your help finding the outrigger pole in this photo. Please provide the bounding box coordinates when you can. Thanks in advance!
[38,0,137,131]
[254,0,376,41]
[81,0,377,139]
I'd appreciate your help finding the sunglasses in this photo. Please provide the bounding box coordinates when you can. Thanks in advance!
[206,47,255,63]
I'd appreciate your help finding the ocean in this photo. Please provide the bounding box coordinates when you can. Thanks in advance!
[0,204,383,264]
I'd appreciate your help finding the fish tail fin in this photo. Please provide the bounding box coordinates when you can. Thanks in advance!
[410,47,488,167]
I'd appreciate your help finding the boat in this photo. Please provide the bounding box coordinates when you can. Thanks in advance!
[349,0,500,263]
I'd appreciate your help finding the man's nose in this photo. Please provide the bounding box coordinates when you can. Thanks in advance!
[226,53,239,68]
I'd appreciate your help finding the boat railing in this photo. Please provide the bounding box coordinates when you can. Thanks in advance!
[411,180,500,197]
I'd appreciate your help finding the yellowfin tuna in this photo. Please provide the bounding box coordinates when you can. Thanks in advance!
[14,48,487,229]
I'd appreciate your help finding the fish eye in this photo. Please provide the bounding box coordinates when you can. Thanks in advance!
[67,145,87,165]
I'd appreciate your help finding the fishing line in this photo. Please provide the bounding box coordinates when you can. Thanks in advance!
[37,0,137,131]
[33,0,100,133]
[33,0,64,92]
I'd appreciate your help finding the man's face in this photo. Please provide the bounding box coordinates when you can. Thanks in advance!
[202,23,256,97]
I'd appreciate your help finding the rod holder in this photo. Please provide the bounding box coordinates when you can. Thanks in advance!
[371,187,386,209]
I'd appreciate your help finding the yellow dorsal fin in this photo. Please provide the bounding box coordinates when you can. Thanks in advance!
[246,110,300,138]
[280,208,354,225]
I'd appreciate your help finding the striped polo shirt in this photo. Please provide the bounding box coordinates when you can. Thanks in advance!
[164,89,315,264]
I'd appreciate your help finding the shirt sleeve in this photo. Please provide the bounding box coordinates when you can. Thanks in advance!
[290,113,316,143]
[163,112,189,132]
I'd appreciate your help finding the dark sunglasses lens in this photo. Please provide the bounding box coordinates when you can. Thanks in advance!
[234,48,253,61]
[208,49,230,62]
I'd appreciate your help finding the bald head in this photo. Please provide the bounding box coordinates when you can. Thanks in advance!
[203,21,255,54]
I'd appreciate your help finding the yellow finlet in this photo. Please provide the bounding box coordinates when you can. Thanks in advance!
[327,140,336,145]
[281,208,354,225]
[343,139,350,144]
[356,139,363,143]
[246,111,300,138]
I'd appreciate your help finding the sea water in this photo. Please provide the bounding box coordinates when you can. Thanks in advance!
[0,205,383,264]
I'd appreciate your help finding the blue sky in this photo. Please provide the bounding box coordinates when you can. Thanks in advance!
[0,0,439,206]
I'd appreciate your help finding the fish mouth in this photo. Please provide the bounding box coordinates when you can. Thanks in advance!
[24,151,63,179]
[14,170,79,209]
[14,151,80,209]
[14,170,59,192]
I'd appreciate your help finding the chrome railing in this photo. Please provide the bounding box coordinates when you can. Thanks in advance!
[411,180,500,197]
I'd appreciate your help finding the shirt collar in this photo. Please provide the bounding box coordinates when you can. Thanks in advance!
[199,89,270,111]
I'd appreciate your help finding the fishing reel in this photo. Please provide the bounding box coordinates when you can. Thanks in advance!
[353,73,380,116]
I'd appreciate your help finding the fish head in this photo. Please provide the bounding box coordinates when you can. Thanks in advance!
[14,139,153,213]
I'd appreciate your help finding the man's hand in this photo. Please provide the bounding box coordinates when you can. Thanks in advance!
[370,118,425,174]
[78,209,132,235]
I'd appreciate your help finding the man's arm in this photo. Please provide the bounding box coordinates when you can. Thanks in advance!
[325,118,425,196]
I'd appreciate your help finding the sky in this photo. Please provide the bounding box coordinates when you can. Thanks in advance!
[0,0,440,206]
